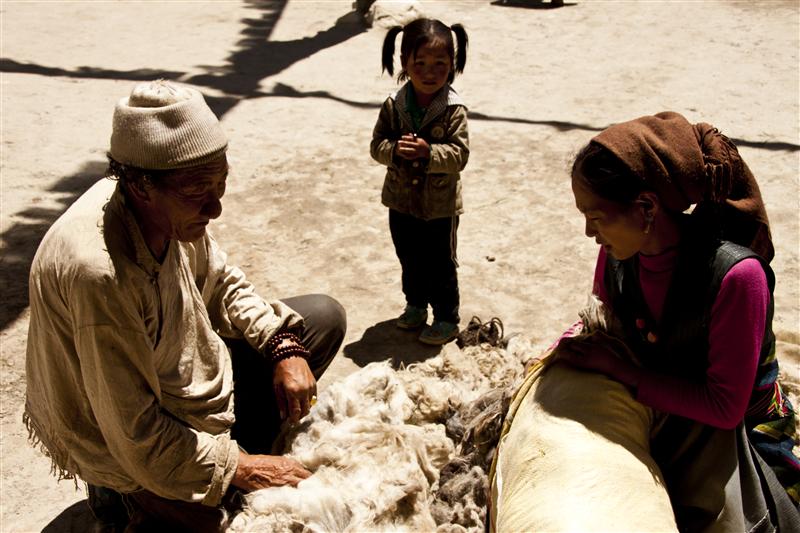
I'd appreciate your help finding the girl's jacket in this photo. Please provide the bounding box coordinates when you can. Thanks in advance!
[370,82,469,221]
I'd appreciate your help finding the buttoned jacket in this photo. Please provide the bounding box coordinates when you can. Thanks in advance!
[370,83,469,220]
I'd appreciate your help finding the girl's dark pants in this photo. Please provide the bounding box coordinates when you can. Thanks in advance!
[88,294,346,533]
[389,208,460,324]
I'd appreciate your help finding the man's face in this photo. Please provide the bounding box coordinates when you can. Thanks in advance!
[144,155,228,245]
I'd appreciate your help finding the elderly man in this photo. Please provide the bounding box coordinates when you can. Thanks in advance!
[24,80,346,531]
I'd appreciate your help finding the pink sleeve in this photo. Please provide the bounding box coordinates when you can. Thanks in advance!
[636,258,767,429]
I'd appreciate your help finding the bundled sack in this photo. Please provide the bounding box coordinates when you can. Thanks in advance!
[490,300,678,532]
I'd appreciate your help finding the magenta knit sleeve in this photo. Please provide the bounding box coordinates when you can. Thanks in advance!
[635,258,768,429]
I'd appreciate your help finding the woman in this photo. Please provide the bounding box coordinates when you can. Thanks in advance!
[558,111,799,529]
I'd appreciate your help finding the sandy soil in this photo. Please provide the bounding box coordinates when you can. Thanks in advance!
[1,0,798,530]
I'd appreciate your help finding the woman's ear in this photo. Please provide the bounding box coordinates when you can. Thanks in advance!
[635,191,659,219]
[635,191,660,234]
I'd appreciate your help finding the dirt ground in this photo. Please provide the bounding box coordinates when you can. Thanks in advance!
[1,0,798,530]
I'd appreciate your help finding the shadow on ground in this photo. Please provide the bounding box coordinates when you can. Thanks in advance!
[490,0,577,9]
[343,319,442,368]
[0,2,366,331]
[0,161,107,330]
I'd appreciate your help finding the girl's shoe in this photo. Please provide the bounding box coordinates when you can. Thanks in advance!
[419,321,459,345]
[397,305,428,330]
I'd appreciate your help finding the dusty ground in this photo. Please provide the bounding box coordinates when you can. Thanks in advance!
[1,0,798,531]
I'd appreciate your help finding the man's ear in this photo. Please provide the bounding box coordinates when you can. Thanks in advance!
[125,178,152,204]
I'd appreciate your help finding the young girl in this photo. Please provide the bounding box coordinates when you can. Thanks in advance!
[370,18,469,345]
[557,112,799,527]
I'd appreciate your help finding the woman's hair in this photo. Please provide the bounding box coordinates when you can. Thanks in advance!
[381,18,468,83]
[571,141,653,206]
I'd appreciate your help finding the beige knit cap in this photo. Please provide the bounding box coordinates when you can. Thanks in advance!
[109,80,228,170]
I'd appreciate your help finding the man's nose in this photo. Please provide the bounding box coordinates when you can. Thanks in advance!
[584,219,596,237]
[202,196,222,219]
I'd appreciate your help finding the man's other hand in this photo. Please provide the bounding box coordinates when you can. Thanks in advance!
[273,357,316,423]
[231,452,311,491]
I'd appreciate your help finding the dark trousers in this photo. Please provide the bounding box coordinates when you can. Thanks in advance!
[389,209,460,323]
[230,294,346,455]
[89,294,346,533]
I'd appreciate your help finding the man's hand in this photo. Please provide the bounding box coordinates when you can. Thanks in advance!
[395,134,430,160]
[273,356,316,423]
[231,451,311,491]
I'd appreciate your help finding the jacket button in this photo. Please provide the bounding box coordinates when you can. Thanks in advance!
[412,161,419,168]
[412,179,419,185]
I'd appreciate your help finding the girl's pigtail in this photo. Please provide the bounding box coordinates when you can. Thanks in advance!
[381,26,403,76]
[451,24,468,75]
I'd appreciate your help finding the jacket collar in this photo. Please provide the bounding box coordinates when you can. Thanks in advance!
[392,82,465,131]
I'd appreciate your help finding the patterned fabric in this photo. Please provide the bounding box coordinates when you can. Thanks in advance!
[746,341,800,504]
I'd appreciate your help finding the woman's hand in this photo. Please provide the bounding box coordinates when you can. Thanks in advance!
[231,451,311,491]
[395,134,431,160]
[272,356,316,423]
[555,332,641,388]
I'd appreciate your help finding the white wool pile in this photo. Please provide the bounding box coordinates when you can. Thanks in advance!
[227,340,530,532]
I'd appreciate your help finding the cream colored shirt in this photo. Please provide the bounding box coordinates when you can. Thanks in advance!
[24,178,302,506]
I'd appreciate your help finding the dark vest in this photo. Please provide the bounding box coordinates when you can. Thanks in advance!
[604,239,777,427]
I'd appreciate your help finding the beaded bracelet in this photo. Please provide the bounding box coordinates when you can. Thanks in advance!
[266,332,310,365]
[265,332,300,353]
[271,345,311,365]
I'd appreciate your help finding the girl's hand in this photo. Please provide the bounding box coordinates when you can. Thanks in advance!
[396,134,431,160]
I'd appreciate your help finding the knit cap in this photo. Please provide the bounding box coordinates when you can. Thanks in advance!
[109,80,228,170]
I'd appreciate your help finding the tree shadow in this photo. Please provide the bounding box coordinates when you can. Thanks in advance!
[469,110,604,132]
[41,499,97,533]
[0,161,108,330]
[0,1,368,120]
[186,8,368,100]
[0,59,184,82]
[343,319,442,368]
[490,0,577,9]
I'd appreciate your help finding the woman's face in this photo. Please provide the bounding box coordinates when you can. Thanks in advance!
[571,176,648,260]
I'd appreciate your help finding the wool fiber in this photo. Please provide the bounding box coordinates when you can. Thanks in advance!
[228,339,529,532]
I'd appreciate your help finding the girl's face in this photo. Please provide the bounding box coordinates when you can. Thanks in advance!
[571,176,649,260]
[405,42,451,102]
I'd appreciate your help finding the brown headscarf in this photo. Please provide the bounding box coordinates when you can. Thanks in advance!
[592,111,774,262]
